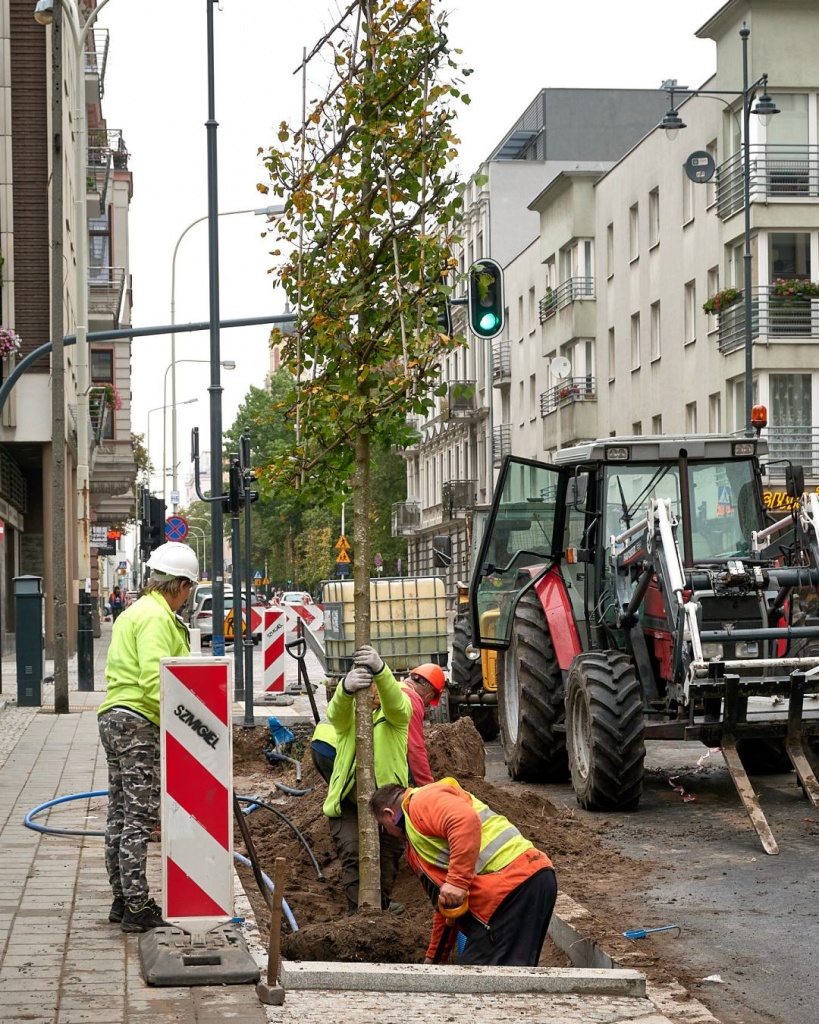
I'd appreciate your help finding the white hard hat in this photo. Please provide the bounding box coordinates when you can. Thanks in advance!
[146,542,199,583]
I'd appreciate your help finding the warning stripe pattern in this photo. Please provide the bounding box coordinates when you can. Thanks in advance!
[161,660,232,921]
[262,607,286,692]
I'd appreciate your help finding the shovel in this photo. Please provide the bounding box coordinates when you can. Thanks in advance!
[432,894,469,964]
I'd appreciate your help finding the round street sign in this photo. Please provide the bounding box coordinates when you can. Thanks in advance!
[165,515,189,541]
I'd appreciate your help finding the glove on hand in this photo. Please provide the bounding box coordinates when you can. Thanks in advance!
[342,667,374,694]
[353,645,385,675]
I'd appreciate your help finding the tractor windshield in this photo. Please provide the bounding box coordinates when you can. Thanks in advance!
[470,459,561,648]
[605,458,764,561]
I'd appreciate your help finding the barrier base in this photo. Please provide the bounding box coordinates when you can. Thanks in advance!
[139,924,260,987]
[259,692,295,706]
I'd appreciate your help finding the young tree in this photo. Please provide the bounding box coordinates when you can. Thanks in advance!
[259,0,468,909]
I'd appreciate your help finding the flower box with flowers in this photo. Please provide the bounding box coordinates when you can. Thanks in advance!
[702,288,742,315]
[771,278,819,302]
[0,326,22,359]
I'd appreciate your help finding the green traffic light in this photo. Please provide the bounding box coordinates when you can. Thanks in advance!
[479,311,500,333]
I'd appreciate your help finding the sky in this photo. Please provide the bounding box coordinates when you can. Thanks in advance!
[97,0,722,505]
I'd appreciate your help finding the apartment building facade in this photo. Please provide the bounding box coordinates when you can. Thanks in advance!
[396,88,670,592]
[0,0,135,651]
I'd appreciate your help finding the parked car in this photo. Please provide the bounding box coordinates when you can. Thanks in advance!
[192,591,264,645]
[279,590,313,606]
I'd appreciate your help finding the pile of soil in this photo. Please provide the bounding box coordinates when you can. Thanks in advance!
[232,718,672,980]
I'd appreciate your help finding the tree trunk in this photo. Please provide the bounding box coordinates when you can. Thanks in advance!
[353,428,380,911]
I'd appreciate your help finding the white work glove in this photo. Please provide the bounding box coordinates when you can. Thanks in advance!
[342,667,373,695]
[353,645,385,675]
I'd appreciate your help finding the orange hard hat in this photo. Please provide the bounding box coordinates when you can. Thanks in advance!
[410,663,446,706]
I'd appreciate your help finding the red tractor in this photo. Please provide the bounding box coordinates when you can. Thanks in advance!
[469,434,819,854]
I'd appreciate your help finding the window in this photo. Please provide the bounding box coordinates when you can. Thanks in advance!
[707,267,720,331]
[729,242,744,288]
[517,295,524,338]
[769,374,812,467]
[518,381,524,425]
[706,139,718,207]
[91,348,114,383]
[709,392,721,432]
[767,94,810,193]
[529,374,537,421]
[685,401,697,433]
[528,287,536,333]
[629,204,639,261]
[630,313,641,370]
[649,187,660,247]
[650,301,661,361]
[770,232,811,280]
[682,165,695,224]
[732,377,759,432]
[632,421,642,436]
[608,327,615,381]
[684,281,697,345]
[606,223,614,278]
[652,414,663,434]
[89,215,111,283]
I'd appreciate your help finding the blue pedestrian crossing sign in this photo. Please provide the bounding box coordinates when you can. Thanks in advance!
[253,570,262,581]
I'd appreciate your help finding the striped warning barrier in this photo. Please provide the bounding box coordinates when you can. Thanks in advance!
[160,657,233,931]
[262,607,286,692]
[284,601,324,635]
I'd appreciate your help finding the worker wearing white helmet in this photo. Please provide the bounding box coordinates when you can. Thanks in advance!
[98,541,199,934]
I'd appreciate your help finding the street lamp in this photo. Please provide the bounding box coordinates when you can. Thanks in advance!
[162,359,235,508]
[169,205,282,514]
[660,23,779,436]
[34,0,116,688]
[147,398,198,491]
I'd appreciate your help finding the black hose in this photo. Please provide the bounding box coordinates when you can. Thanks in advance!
[237,795,325,881]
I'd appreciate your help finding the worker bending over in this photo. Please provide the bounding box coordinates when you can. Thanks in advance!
[371,778,557,966]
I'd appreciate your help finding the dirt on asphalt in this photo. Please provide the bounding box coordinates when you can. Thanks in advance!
[232,716,702,993]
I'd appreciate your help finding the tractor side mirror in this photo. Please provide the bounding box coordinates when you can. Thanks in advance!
[566,473,588,508]
[786,464,805,500]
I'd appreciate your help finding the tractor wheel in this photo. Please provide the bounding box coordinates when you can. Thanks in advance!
[736,738,793,775]
[565,651,646,811]
[451,606,499,742]
[496,588,568,782]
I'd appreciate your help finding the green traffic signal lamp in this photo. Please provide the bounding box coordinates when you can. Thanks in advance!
[468,258,505,340]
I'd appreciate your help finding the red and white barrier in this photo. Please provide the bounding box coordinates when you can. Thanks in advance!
[160,657,233,933]
[283,601,324,635]
[262,607,286,692]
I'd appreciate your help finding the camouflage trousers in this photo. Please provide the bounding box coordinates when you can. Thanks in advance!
[98,708,160,906]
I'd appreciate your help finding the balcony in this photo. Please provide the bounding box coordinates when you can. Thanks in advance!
[493,424,512,464]
[540,376,596,416]
[715,286,819,354]
[442,479,476,520]
[84,27,110,103]
[89,267,126,329]
[87,129,128,217]
[447,380,478,419]
[717,145,819,219]
[539,277,594,324]
[492,340,511,386]
[391,500,421,536]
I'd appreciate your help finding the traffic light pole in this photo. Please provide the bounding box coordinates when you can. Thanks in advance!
[240,432,257,729]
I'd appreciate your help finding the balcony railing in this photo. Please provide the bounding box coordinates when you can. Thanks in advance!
[84,27,110,98]
[715,286,819,354]
[764,425,819,479]
[442,479,476,520]
[539,276,594,323]
[87,129,128,212]
[391,500,421,536]
[492,339,511,383]
[717,144,819,219]
[447,379,477,418]
[89,267,127,323]
[540,375,596,416]
[493,424,512,464]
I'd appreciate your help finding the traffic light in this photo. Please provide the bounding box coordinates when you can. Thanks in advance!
[243,468,259,507]
[147,495,166,553]
[468,258,504,340]
[228,455,242,515]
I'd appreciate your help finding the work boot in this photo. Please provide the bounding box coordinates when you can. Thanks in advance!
[108,896,126,923]
[121,898,169,933]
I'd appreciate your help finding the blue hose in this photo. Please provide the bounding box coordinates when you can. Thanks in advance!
[23,790,299,929]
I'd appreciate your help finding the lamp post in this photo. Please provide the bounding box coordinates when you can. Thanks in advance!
[162,359,235,508]
[169,204,283,515]
[660,24,779,436]
[147,398,198,492]
[35,0,116,688]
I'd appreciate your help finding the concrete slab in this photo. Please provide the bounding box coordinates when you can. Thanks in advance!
[278,960,647,997]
